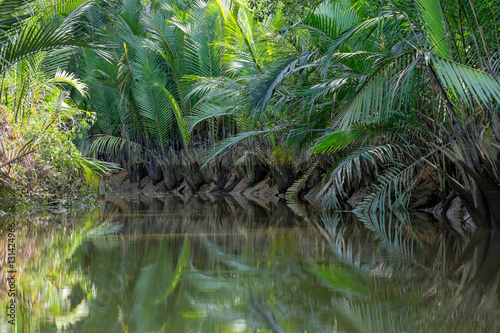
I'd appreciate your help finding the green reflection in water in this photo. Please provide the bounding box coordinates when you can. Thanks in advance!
[0,196,499,332]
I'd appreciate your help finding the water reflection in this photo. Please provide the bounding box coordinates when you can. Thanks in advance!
[0,196,499,332]
[74,197,331,332]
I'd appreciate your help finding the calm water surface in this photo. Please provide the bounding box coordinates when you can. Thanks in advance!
[0,196,499,332]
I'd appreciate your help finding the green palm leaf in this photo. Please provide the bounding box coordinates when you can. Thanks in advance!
[431,55,500,109]
[247,52,318,116]
[88,134,143,158]
[0,0,94,73]
[319,144,414,208]
[417,0,450,58]
[132,50,174,150]
[202,129,277,168]
[186,103,235,130]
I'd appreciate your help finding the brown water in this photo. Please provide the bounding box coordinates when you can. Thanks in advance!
[0,196,499,332]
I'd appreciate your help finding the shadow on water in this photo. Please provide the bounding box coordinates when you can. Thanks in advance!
[0,195,499,332]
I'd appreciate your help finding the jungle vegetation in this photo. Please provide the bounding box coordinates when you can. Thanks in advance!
[80,0,500,228]
[0,0,499,230]
[0,0,118,210]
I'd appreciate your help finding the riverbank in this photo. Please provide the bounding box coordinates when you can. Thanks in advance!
[102,160,474,237]
[103,162,439,210]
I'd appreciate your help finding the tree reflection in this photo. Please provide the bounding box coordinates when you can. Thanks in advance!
[2,197,500,331]
[315,212,500,332]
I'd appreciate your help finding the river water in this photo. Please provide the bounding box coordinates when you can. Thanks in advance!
[0,196,499,332]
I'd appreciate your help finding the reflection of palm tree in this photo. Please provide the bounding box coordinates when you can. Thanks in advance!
[445,229,500,329]
[18,197,500,331]
[314,211,500,332]
[71,197,339,331]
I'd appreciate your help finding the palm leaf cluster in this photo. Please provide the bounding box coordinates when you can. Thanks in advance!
[82,0,310,192]
[0,0,116,209]
[80,0,500,227]
[183,0,500,227]
[83,0,235,184]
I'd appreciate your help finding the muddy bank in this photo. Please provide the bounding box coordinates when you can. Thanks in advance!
[104,169,283,207]
[104,163,449,210]
[99,148,330,205]
[103,160,477,236]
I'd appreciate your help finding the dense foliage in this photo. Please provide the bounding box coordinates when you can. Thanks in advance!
[0,0,116,210]
[1,0,499,229]
[80,0,500,228]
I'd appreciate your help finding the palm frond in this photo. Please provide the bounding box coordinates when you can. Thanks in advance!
[73,156,121,176]
[88,134,142,158]
[187,103,235,130]
[417,0,450,58]
[285,160,318,201]
[47,69,87,96]
[320,144,415,208]
[202,129,277,168]
[354,160,424,215]
[0,0,94,73]
[301,1,358,42]
[132,50,174,149]
[431,55,500,110]
[313,126,372,154]
[321,12,400,75]
[334,53,417,129]
[154,81,191,148]
[247,52,317,116]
